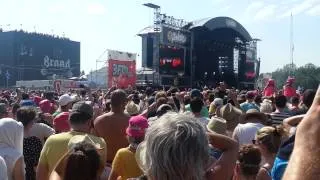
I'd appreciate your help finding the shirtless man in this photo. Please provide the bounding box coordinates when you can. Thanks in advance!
[94,89,130,164]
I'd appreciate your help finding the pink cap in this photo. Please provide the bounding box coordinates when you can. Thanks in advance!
[126,116,148,138]
[39,99,53,114]
[33,96,42,106]
[268,79,275,86]
[286,77,295,84]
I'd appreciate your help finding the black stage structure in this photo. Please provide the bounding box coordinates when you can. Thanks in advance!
[0,30,80,87]
[139,16,260,89]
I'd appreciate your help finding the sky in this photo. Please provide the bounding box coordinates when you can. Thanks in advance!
[1,0,320,73]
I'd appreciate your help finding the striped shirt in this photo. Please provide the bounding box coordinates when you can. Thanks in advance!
[270,112,291,125]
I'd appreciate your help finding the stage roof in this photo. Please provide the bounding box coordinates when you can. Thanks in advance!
[190,16,252,41]
[138,16,253,41]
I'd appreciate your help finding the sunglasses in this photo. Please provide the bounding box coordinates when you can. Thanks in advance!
[252,139,256,144]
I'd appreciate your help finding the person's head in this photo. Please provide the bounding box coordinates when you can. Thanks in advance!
[291,96,300,107]
[156,97,167,108]
[0,103,8,118]
[275,95,287,110]
[110,89,128,111]
[59,94,73,111]
[190,89,203,99]
[303,89,316,109]
[238,94,246,104]
[104,99,111,113]
[207,117,227,135]
[156,104,172,117]
[21,93,29,100]
[219,82,226,91]
[242,109,267,124]
[146,87,153,97]
[235,145,261,179]
[69,101,94,132]
[16,107,37,130]
[155,91,167,101]
[208,93,215,103]
[136,112,209,180]
[220,103,243,131]
[125,101,140,116]
[63,142,101,180]
[80,89,87,97]
[44,92,54,101]
[190,97,204,114]
[0,118,24,151]
[11,103,20,119]
[254,126,287,154]
[213,98,223,111]
[260,102,273,114]
[254,95,262,106]
[286,77,295,86]
[126,116,148,148]
[267,79,275,87]
[246,91,255,102]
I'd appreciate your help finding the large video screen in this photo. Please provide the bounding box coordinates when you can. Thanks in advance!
[244,61,256,79]
[159,45,184,74]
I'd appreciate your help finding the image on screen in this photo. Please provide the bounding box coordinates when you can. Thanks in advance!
[159,45,184,74]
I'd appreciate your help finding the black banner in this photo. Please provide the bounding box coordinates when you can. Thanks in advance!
[161,26,190,47]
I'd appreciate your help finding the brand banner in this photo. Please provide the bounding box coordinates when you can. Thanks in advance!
[107,50,136,88]
[161,26,190,46]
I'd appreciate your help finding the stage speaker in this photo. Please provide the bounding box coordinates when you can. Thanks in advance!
[141,35,154,68]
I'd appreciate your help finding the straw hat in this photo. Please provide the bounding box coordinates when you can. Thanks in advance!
[241,109,267,124]
[220,103,243,131]
[125,101,140,116]
[207,117,227,135]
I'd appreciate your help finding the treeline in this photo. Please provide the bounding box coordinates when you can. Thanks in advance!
[259,63,320,90]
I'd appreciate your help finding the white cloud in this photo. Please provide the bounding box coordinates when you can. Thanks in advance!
[87,3,106,15]
[245,1,265,14]
[254,4,277,21]
[281,0,320,17]
[306,4,320,15]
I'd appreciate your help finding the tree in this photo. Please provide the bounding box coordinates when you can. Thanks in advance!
[267,63,320,90]
[80,70,85,76]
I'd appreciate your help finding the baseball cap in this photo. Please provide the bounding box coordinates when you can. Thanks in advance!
[71,101,93,118]
[59,94,73,106]
[190,89,202,99]
[39,99,53,114]
[0,103,7,114]
[126,116,148,138]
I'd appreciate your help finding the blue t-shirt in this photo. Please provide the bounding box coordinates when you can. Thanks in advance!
[20,100,36,107]
[240,102,259,112]
[271,157,288,180]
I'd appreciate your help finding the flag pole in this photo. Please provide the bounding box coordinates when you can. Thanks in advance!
[290,12,294,77]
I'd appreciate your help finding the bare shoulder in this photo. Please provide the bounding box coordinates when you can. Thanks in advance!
[94,112,113,123]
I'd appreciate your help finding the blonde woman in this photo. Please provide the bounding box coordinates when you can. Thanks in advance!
[253,126,287,180]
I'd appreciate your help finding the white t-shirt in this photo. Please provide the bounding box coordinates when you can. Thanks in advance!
[0,156,8,180]
[29,123,55,144]
[233,122,264,145]
[196,117,210,128]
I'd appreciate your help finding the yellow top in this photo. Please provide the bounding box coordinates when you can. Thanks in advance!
[112,147,143,180]
[38,131,107,177]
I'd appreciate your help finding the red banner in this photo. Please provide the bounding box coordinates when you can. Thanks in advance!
[108,60,136,88]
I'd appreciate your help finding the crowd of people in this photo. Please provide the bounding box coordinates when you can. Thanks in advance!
[0,78,319,180]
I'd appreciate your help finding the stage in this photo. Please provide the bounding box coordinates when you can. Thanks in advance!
[138,16,260,89]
